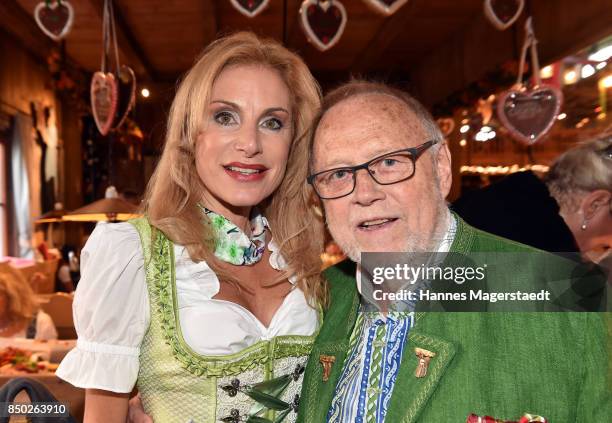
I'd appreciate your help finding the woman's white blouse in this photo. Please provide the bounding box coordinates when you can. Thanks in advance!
[56,222,319,393]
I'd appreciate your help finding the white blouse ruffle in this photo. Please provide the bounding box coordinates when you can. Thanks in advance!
[56,221,318,393]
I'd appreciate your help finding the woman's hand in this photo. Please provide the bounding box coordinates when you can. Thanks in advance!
[127,393,153,423]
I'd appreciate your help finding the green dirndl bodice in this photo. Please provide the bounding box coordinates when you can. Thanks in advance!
[129,218,318,423]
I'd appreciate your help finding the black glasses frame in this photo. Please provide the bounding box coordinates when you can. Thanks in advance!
[307,140,438,200]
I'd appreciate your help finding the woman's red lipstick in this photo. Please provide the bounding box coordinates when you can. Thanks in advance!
[223,162,268,181]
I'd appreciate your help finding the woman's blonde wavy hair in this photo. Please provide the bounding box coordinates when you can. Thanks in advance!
[142,31,327,306]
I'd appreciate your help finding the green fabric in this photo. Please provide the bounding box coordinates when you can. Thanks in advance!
[298,216,611,423]
[129,217,217,422]
[128,217,316,423]
[198,205,269,266]
[365,321,385,422]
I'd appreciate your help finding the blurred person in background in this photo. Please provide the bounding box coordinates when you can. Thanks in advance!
[0,272,57,340]
[453,137,612,264]
[56,245,76,293]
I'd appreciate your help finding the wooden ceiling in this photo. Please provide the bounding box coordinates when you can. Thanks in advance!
[5,0,612,105]
[10,1,486,83]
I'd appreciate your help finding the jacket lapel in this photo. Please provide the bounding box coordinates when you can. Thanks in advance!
[301,339,352,423]
[384,219,466,422]
[300,260,360,423]
[384,313,457,423]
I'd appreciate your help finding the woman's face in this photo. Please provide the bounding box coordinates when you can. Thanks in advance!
[581,198,612,263]
[195,64,293,217]
[570,190,612,263]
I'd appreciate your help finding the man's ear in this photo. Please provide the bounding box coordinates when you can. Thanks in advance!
[435,141,452,198]
[581,190,612,220]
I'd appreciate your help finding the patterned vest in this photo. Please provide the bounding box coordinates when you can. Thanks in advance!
[129,218,317,423]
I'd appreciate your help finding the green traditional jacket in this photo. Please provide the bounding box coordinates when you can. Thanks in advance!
[297,217,611,423]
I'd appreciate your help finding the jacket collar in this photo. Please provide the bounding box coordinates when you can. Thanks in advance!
[300,260,361,423]
[384,314,457,422]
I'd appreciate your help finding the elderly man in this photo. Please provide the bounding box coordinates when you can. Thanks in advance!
[297,81,610,423]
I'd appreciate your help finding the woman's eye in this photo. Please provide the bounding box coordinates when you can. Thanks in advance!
[383,158,398,167]
[214,111,237,126]
[261,118,283,131]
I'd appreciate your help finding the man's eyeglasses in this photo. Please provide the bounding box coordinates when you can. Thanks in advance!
[307,140,437,200]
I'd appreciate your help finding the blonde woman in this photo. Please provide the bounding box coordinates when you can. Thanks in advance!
[57,32,325,423]
[0,272,57,340]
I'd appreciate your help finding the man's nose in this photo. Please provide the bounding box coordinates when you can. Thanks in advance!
[234,125,262,157]
[352,169,385,205]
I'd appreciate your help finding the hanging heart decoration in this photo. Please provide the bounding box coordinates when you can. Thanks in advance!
[300,0,347,52]
[91,72,118,136]
[34,0,74,41]
[113,65,136,130]
[497,85,562,145]
[362,0,409,16]
[483,0,524,31]
[436,118,455,137]
[497,18,562,145]
[229,0,270,18]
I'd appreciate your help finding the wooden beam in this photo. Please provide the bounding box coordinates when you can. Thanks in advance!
[0,0,66,64]
[351,0,419,73]
[527,0,612,66]
[408,13,520,107]
[87,0,156,81]
[210,0,220,38]
[410,0,612,107]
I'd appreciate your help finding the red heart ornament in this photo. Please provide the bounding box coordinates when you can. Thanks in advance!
[496,85,562,145]
[483,0,524,31]
[362,0,409,16]
[91,72,118,136]
[230,0,270,18]
[113,66,136,130]
[34,0,74,41]
[300,0,347,52]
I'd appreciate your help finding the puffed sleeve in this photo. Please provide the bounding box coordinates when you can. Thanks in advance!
[56,221,150,393]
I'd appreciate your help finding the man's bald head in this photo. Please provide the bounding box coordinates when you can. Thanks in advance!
[308,80,444,172]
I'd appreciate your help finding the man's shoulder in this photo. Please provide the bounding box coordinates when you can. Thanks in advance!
[323,259,358,292]
[321,259,359,315]
[456,217,609,310]
[457,216,545,253]
[457,216,578,267]
[458,217,580,270]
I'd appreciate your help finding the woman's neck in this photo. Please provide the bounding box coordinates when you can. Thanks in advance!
[200,197,252,236]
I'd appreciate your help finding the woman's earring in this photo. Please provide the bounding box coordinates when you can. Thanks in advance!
[581,220,588,230]
[313,205,323,218]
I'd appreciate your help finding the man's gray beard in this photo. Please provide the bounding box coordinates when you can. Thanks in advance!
[339,201,451,263]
